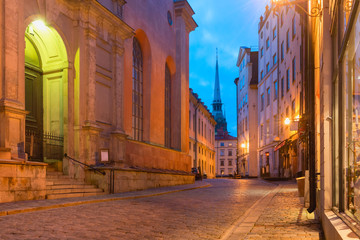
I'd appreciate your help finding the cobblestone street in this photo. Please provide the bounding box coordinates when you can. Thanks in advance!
[0,179,324,240]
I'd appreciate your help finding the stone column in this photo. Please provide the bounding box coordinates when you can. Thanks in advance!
[0,0,27,159]
[111,33,127,167]
[174,0,197,153]
[77,6,102,171]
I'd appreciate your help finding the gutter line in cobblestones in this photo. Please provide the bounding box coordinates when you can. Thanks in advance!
[220,184,282,240]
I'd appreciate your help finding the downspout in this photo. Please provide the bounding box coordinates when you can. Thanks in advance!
[235,77,239,175]
[276,10,280,177]
[307,4,316,213]
[194,102,200,169]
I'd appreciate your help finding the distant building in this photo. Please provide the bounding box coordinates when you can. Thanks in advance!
[215,130,237,176]
[189,89,216,179]
[212,49,237,176]
[235,47,259,177]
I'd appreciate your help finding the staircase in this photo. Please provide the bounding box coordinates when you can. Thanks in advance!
[46,167,105,200]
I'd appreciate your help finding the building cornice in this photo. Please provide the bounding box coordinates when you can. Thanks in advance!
[174,0,198,33]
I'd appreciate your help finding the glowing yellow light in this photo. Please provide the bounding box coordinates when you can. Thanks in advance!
[241,143,246,148]
[32,20,47,31]
[284,118,291,125]
[295,115,300,121]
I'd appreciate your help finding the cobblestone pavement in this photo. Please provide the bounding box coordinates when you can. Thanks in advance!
[0,179,324,240]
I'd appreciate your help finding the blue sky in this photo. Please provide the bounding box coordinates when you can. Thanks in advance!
[188,0,270,136]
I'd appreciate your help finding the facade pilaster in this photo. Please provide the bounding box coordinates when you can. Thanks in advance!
[0,0,27,157]
[174,0,197,153]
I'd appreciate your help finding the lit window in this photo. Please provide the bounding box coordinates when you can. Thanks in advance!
[286,69,290,91]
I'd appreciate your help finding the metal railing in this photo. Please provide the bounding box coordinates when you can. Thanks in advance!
[64,153,106,175]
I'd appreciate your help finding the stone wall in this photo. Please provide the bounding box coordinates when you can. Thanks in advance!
[86,168,194,194]
[0,160,47,203]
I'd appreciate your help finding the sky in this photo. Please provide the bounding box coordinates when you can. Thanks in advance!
[188,0,270,136]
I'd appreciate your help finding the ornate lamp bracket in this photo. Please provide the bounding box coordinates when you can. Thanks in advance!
[271,0,323,17]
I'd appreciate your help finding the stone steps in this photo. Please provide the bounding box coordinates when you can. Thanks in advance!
[46,169,104,200]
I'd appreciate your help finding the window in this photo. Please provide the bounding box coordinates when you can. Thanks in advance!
[292,16,296,37]
[261,47,264,57]
[274,80,278,100]
[198,118,200,133]
[266,119,270,137]
[281,77,284,97]
[220,160,224,166]
[266,38,270,49]
[266,21,269,29]
[261,93,265,111]
[189,142,191,150]
[286,107,289,117]
[220,149,225,156]
[266,63,270,73]
[286,69,290,91]
[273,53,277,65]
[261,70,264,80]
[281,12,284,26]
[281,42,284,61]
[201,121,203,136]
[165,64,171,148]
[220,142,224,146]
[267,88,270,106]
[228,160,232,166]
[132,38,144,141]
[273,26,277,39]
[228,150,232,156]
[193,143,196,152]
[292,57,296,82]
[245,117,248,131]
[193,114,196,132]
[229,143,233,147]
[260,124,263,140]
[286,30,290,51]
[292,99,295,115]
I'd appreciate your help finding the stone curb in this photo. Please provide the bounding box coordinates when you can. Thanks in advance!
[0,183,211,217]
[220,184,282,240]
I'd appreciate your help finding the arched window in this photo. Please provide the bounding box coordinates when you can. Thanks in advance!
[164,64,171,148]
[132,38,143,141]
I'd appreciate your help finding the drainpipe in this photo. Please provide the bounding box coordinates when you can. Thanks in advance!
[306,7,316,214]
[194,102,200,169]
[235,77,239,175]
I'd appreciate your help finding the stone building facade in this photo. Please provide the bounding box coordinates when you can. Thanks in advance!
[257,7,279,178]
[0,0,197,203]
[235,47,258,177]
[189,89,216,179]
[276,5,304,179]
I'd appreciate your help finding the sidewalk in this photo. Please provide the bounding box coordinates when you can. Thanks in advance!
[0,180,210,216]
[223,181,324,240]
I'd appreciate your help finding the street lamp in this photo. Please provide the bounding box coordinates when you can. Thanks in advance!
[270,0,322,17]
[284,117,291,125]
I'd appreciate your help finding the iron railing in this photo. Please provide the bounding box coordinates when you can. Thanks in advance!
[64,153,106,175]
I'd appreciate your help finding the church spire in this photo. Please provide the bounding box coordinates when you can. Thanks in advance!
[212,48,228,134]
[213,48,221,103]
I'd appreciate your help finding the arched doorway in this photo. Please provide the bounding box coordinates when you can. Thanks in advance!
[25,20,68,162]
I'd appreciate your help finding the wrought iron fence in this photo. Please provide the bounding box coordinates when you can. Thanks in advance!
[25,129,64,161]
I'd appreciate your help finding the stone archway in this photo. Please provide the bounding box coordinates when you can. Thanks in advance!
[25,20,68,162]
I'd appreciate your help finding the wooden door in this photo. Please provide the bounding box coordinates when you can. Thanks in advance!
[25,67,43,161]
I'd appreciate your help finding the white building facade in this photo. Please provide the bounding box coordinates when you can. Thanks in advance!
[258,6,279,177]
